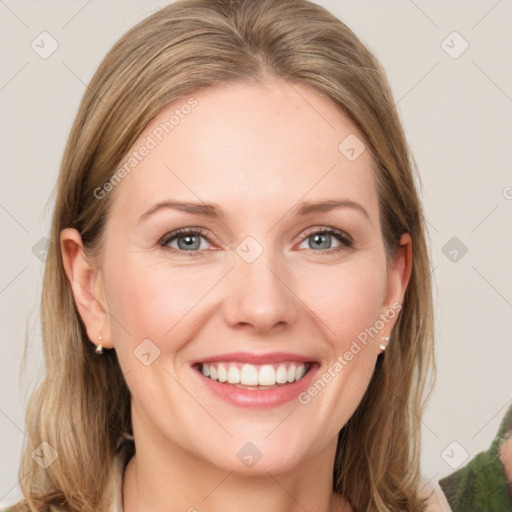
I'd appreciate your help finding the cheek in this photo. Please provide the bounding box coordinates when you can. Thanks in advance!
[103,257,234,382]
[104,261,207,409]
[296,257,387,346]
[102,255,188,370]
[107,257,211,339]
[293,257,386,425]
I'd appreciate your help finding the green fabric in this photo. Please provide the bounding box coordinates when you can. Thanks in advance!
[439,403,512,512]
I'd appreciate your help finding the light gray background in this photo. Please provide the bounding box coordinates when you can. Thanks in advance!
[1,0,511,505]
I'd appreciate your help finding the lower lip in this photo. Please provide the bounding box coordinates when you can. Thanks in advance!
[192,363,320,408]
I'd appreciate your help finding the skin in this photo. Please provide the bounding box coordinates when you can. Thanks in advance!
[61,78,413,512]
[500,435,512,484]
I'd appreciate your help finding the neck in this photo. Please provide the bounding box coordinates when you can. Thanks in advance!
[122,408,351,512]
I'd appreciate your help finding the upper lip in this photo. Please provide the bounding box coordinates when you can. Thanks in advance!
[191,351,317,365]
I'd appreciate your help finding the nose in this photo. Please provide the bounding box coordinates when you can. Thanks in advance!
[222,244,300,335]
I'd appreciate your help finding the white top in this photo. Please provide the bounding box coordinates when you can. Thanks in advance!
[422,483,453,512]
[108,445,129,512]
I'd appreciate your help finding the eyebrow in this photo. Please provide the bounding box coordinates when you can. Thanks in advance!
[138,199,370,224]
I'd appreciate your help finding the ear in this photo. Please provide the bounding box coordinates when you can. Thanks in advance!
[60,227,113,349]
[380,232,412,341]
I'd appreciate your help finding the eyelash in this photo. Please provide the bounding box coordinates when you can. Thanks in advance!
[159,227,353,257]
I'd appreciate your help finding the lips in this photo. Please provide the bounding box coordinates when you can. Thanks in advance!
[192,351,314,365]
[190,352,318,407]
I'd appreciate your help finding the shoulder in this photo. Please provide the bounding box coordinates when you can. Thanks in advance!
[420,481,453,512]
[439,446,511,511]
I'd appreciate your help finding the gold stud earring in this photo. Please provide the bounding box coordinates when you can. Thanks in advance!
[95,336,104,355]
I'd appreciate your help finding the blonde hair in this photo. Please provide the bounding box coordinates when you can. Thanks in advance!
[17,0,435,510]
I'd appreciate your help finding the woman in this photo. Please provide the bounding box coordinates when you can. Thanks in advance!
[5,0,450,510]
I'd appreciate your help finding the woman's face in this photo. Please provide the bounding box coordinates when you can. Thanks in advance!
[67,79,410,474]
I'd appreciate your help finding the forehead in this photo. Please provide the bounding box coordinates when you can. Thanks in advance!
[108,80,378,224]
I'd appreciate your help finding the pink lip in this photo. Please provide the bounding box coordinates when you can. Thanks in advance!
[190,351,316,365]
[192,362,320,409]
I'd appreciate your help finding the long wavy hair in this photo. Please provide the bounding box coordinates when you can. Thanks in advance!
[16,0,435,510]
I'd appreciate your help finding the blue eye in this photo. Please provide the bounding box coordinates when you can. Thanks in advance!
[160,228,212,254]
[298,227,353,252]
[159,227,352,256]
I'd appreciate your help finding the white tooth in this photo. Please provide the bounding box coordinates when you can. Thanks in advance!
[209,365,218,381]
[258,365,276,386]
[276,364,288,384]
[227,365,241,384]
[217,363,228,382]
[240,364,259,385]
[202,363,210,377]
[287,363,296,383]
[295,364,306,381]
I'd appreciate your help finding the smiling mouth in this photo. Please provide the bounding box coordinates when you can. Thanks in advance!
[194,361,313,389]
